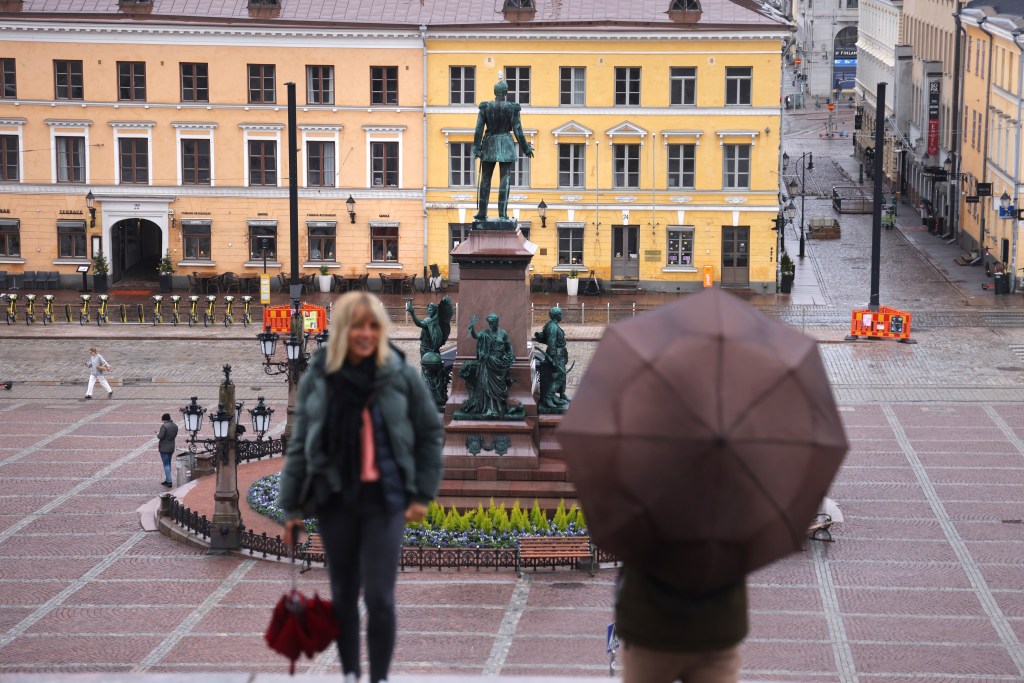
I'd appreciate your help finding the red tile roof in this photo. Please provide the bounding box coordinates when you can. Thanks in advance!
[7,0,786,30]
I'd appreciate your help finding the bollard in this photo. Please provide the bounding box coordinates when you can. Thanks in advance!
[607,302,611,325]
[64,303,72,322]
[859,163,864,184]
[632,302,636,318]
[581,302,585,325]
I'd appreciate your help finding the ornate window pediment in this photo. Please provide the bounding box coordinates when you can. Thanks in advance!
[551,121,594,144]
[606,121,649,143]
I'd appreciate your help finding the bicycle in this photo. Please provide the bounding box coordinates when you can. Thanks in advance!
[23,294,36,325]
[240,295,254,327]
[169,295,181,326]
[4,293,16,325]
[41,294,55,325]
[95,294,110,325]
[79,294,91,325]
[222,296,235,326]
[203,295,216,327]
[187,295,200,326]
[151,295,164,325]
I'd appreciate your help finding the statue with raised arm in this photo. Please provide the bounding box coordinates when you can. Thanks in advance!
[457,313,524,420]
[532,306,572,414]
[473,76,534,226]
[406,296,454,409]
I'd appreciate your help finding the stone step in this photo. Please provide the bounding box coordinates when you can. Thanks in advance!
[443,460,569,482]
[439,479,577,499]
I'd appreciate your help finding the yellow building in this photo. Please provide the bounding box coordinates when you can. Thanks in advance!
[424,6,789,293]
[0,0,788,293]
[959,5,1024,288]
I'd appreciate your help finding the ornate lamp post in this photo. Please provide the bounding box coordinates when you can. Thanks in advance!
[782,152,814,258]
[257,327,311,446]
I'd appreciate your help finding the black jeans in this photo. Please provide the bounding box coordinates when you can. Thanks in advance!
[318,489,405,683]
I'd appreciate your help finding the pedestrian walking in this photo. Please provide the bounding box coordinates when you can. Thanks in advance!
[157,413,178,487]
[277,291,444,683]
[85,347,113,400]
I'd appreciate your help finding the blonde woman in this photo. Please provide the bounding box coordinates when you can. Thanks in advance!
[278,291,443,683]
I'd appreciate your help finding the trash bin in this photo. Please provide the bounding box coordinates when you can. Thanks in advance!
[995,273,1010,294]
[175,452,191,487]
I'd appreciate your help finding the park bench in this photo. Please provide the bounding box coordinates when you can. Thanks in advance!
[807,513,835,543]
[299,532,327,573]
[515,536,595,577]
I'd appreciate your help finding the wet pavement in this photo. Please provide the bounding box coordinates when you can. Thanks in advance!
[2,98,1024,682]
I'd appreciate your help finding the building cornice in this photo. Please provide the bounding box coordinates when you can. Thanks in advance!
[428,106,780,117]
[426,30,790,41]
[0,184,425,200]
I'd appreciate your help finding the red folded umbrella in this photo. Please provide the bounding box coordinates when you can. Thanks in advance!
[265,550,340,674]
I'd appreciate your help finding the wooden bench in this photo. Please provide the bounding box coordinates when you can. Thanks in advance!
[515,536,595,577]
[807,513,835,543]
[300,532,327,573]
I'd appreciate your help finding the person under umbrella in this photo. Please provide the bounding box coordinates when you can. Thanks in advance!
[558,288,848,682]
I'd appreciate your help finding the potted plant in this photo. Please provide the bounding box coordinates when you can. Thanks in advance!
[779,252,795,294]
[92,251,110,294]
[157,250,175,293]
[317,264,332,293]
[566,266,580,296]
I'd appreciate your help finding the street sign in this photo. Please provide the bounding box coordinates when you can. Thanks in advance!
[259,274,271,304]
[977,182,992,197]
[966,196,980,204]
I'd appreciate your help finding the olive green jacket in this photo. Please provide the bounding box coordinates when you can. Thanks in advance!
[277,347,444,518]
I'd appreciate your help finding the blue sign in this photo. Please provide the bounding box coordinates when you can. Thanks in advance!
[606,623,620,653]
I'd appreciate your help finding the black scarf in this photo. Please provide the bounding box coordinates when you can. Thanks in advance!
[327,357,377,501]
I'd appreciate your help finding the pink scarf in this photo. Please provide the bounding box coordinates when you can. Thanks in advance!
[359,407,379,482]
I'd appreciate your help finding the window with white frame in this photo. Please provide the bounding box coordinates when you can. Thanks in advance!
[0,58,15,99]
[54,60,83,100]
[666,226,694,266]
[725,67,752,105]
[0,134,18,181]
[117,62,146,102]
[248,222,277,260]
[613,144,640,188]
[306,140,335,187]
[248,64,276,104]
[450,66,476,105]
[511,144,531,187]
[181,138,210,185]
[449,142,474,187]
[248,139,277,186]
[180,63,208,102]
[370,141,398,187]
[614,67,641,106]
[504,67,530,104]
[371,224,398,262]
[118,138,149,185]
[0,219,19,256]
[670,67,696,105]
[306,65,334,105]
[558,143,585,188]
[370,66,398,106]
[557,225,584,264]
[560,67,585,105]
[182,220,211,260]
[56,136,85,183]
[307,222,336,261]
[667,143,695,189]
[57,220,86,258]
[722,143,750,189]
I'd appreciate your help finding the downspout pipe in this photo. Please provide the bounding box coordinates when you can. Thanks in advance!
[949,2,964,240]
[420,25,429,278]
[1011,31,1024,292]
[981,18,995,261]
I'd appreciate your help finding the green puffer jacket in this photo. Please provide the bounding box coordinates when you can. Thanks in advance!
[277,346,444,518]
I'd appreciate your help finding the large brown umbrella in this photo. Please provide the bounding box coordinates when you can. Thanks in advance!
[558,288,847,594]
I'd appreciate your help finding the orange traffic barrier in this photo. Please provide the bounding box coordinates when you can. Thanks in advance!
[848,306,915,343]
[262,304,328,334]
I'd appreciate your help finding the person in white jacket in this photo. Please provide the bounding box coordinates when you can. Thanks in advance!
[85,347,112,399]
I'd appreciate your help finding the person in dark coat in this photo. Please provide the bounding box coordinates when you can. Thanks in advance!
[278,291,443,683]
[157,413,178,487]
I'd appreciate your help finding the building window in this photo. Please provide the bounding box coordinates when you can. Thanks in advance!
[667,143,695,189]
[670,67,696,105]
[560,67,585,106]
[54,60,83,100]
[450,66,476,105]
[182,220,211,260]
[248,224,277,260]
[722,144,750,189]
[558,225,584,264]
[558,143,585,188]
[449,142,475,187]
[511,144,531,187]
[725,67,752,105]
[180,63,208,102]
[248,140,277,186]
[666,226,694,266]
[1,59,15,99]
[117,62,146,101]
[613,144,640,189]
[615,67,641,106]
[119,138,149,185]
[58,220,86,258]
[248,64,276,104]
[370,141,399,187]
[308,223,336,261]
[0,220,19,256]
[370,66,398,106]
[306,65,334,105]
[0,134,18,181]
[371,224,398,262]
[505,66,530,105]
[56,136,85,183]
[181,139,210,186]
[517,223,531,241]
[307,141,335,187]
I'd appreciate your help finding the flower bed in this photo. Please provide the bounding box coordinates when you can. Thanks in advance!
[247,472,588,548]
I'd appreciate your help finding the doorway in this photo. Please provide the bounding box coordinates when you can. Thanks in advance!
[721,226,749,287]
[111,218,162,285]
[611,225,640,281]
